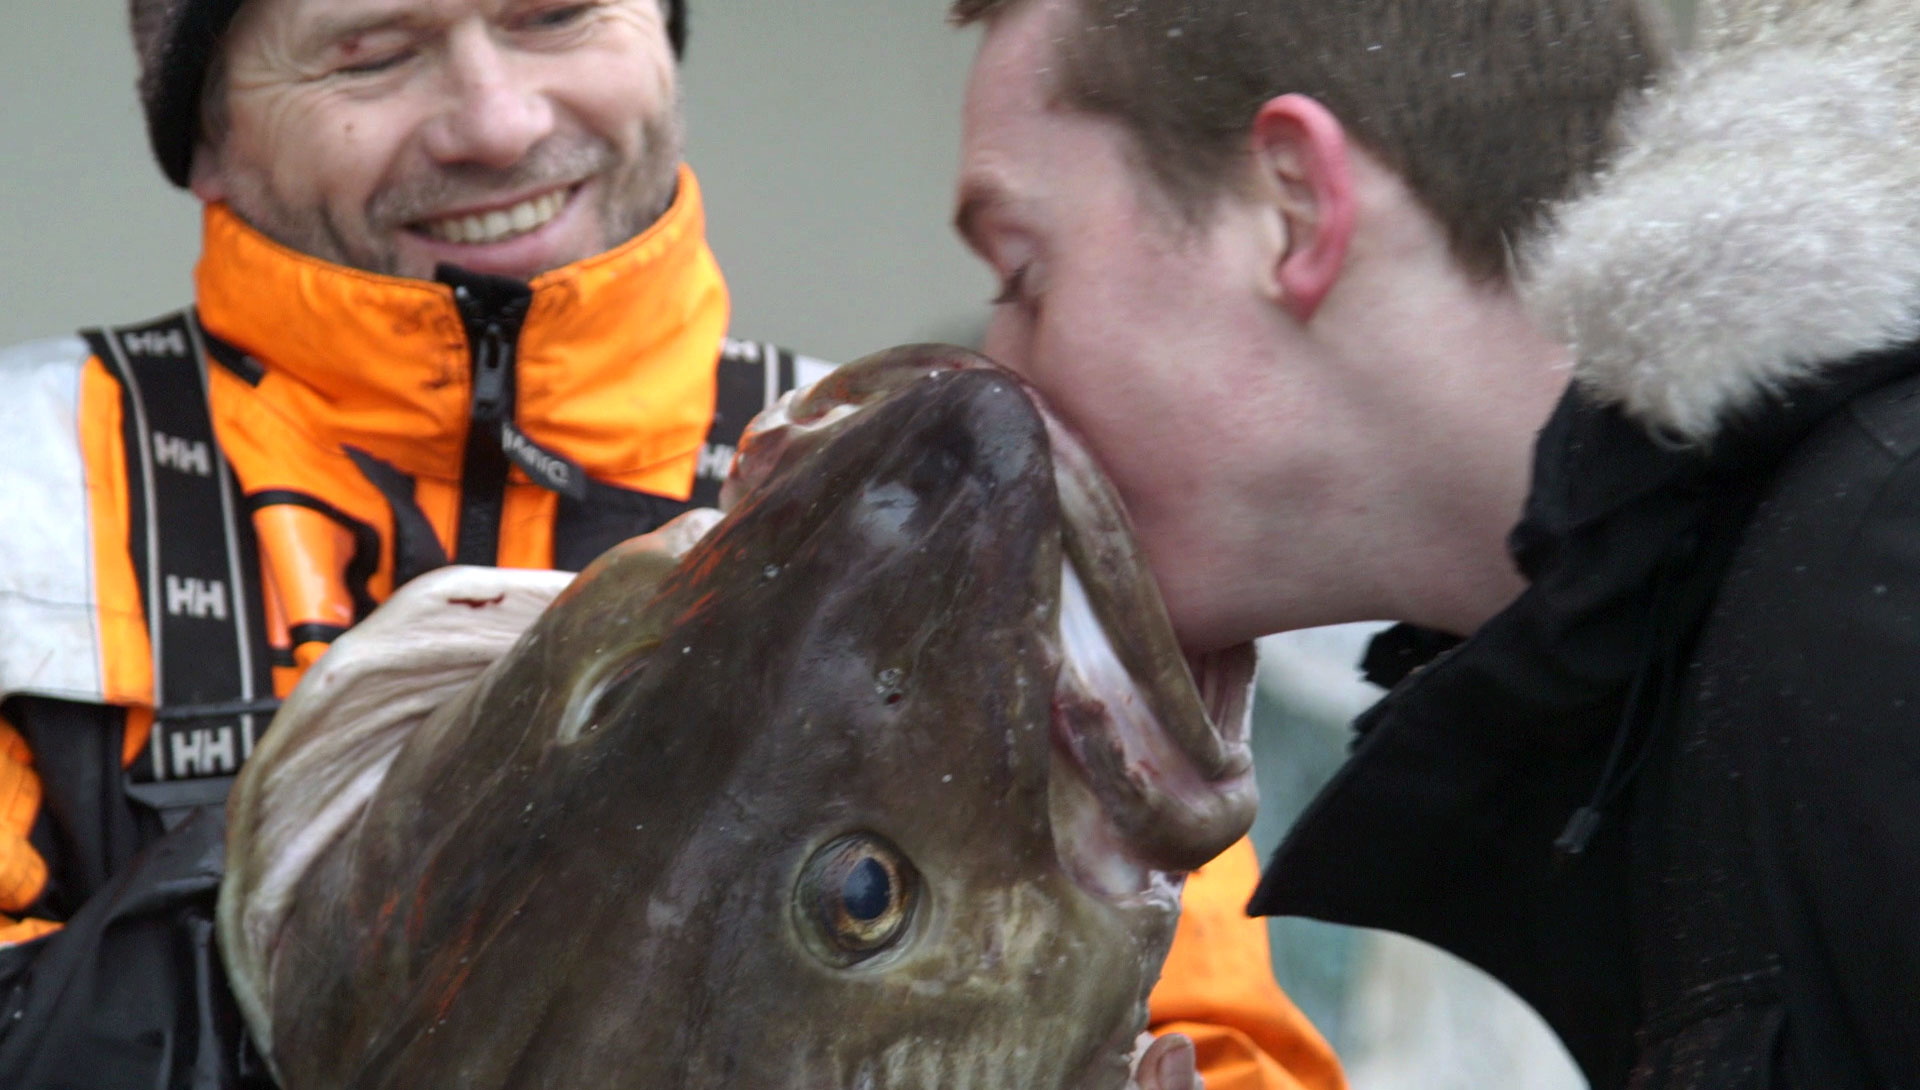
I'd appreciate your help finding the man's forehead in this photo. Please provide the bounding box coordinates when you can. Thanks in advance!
[966,0,1068,109]
[955,0,1098,233]
[959,0,1070,165]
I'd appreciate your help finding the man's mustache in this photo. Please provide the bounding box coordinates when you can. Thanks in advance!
[368,138,616,228]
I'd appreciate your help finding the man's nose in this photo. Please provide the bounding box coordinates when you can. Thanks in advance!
[422,28,555,168]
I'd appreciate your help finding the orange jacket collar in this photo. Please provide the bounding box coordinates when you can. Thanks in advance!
[194,166,730,491]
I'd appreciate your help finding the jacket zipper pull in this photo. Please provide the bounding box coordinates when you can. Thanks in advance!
[452,285,587,500]
[1554,807,1605,857]
[473,322,512,419]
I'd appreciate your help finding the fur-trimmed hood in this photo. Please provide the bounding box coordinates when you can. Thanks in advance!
[1522,0,1920,444]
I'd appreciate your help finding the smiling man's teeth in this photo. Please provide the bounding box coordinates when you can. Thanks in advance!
[421,190,568,245]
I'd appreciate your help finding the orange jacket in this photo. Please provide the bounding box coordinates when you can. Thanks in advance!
[0,167,1339,1089]
[1156,838,1346,1090]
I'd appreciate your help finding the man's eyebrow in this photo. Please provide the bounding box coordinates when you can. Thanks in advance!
[293,8,429,57]
[952,177,1007,251]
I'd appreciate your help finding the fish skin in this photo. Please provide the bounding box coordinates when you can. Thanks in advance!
[220,346,1255,1090]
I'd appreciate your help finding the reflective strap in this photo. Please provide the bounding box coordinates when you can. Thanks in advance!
[84,312,279,804]
[549,340,812,566]
[692,340,794,508]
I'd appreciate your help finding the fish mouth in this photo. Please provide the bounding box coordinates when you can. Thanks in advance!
[1045,404,1258,897]
[727,345,1259,896]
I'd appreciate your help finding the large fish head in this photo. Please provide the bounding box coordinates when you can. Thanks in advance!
[566,361,1148,1084]
[225,346,1258,1090]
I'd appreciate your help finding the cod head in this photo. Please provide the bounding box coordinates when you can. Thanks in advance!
[221,345,1259,1090]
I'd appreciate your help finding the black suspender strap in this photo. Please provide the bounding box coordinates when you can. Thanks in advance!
[84,312,279,824]
[551,339,805,569]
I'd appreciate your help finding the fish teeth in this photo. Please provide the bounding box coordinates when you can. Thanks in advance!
[419,190,567,245]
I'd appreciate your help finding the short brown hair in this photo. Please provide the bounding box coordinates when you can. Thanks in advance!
[952,0,1668,279]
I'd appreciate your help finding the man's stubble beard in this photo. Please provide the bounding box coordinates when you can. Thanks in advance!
[216,102,685,281]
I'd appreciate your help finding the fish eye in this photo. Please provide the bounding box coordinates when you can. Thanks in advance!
[795,834,919,966]
[557,645,656,744]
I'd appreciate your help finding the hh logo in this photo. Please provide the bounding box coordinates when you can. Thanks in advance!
[698,442,736,481]
[122,328,189,357]
[169,725,237,777]
[165,575,229,620]
[500,425,576,490]
[153,432,213,477]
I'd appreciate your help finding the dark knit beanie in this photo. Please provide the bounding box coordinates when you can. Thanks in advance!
[132,0,689,188]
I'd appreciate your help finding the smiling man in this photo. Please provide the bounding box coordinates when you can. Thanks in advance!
[196,0,684,280]
[0,1,1336,1087]
[0,2,795,1083]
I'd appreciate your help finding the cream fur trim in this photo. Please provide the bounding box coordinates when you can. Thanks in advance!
[1522,0,1920,443]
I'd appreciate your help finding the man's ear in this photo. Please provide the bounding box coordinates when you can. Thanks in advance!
[188,141,229,203]
[1250,94,1355,322]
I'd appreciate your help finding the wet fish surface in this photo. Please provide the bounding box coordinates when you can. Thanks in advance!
[219,344,1259,1090]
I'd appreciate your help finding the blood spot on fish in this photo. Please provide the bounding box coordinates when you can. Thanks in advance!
[875,667,907,705]
[447,595,507,609]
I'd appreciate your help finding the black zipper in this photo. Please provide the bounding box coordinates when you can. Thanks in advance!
[444,267,534,566]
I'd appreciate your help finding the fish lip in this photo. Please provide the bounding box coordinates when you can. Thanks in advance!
[1045,408,1257,760]
[1043,406,1259,841]
[1047,546,1258,889]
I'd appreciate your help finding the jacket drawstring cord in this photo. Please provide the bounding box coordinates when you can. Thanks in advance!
[1554,536,1697,859]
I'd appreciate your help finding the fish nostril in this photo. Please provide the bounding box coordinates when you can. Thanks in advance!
[906,429,974,500]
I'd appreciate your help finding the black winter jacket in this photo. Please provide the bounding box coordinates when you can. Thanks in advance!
[1254,345,1920,1089]
[1256,5,1920,1082]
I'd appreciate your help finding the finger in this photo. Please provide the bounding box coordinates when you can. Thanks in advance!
[1139,1033,1201,1090]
